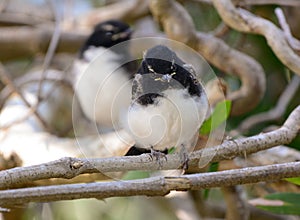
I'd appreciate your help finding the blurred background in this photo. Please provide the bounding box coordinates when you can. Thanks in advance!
[0,0,300,219]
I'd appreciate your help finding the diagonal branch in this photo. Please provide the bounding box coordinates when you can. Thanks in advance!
[0,63,49,130]
[275,7,300,51]
[212,0,300,75]
[239,75,300,131]
[149,0,266,115]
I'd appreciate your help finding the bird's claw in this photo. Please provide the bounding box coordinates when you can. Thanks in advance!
[149,147,167,169]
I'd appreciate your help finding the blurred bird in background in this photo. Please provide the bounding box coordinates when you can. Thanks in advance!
[73,20,136,133]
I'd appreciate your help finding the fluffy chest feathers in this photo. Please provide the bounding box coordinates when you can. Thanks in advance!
[125,88,208,151]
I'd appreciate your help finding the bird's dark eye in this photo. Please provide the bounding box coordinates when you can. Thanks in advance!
[170,64,177,71]
[105,31,113,36]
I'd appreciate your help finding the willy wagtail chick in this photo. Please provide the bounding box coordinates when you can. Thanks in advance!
[124,45,209,161]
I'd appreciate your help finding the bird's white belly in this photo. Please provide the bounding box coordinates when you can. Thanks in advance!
[126,88,208,151]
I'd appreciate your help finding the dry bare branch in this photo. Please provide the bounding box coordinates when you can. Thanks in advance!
[0,27,86,61]
[240,0,300,6]
[275,7,300,51]
[239,75,300,131]
[0,68,72,111]
[37,1,62,101]
[0,12,52,26]
[192,0,300,6]
[77,0,149,28]
[221,186,249,220]
[0,105,299,189]
[0,63,49,130]
[1,161,300,207]
[149,0,266,115]
[212,0,300,75]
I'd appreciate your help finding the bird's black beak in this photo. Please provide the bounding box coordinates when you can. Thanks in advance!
[112,28,133,41]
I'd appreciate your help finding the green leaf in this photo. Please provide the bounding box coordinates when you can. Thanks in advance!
[122,171,150,180]
[208,162,219,172]
[264,192,300,204]
[255,193,300,215]
[257,204,300,215]
[168,147,176,154]
[285,177,300,186]
[200,100,231,134]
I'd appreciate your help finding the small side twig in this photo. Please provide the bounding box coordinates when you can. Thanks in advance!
[37,0,62,101]
[239,75,300,132]
[0,63,49,131]
[275,7,300,51]
[221,186,249,220]
[212,22,230,37]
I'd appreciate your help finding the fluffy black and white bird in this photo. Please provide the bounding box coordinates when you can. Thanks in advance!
[73,20,136,132]
[124,45,209,161]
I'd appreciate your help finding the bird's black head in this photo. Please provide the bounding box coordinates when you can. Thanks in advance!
[141,45,184,76]
[138,45,201,95]
[134,45,203,105]
[79,20,132,58]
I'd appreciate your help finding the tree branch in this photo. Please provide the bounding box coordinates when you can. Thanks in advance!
[149,0,266,116]
[0,27,86,61]
[212,0,300,76]
[77,0,149,28]
[1,161,300,208]
[275,7,300,51]
[0,105,299,189]
[221,186,249,220]
[0,63,49,131]
[192,0,300,7]
[239,75,300,132]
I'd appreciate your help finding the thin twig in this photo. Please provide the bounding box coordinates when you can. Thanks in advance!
[37,0,62,101]
[0,63,49,130]
[212,22,230,37]
[275,7,300,51]
[239,75,300,131]
[221,186,249,220]
[0,69,73,110]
